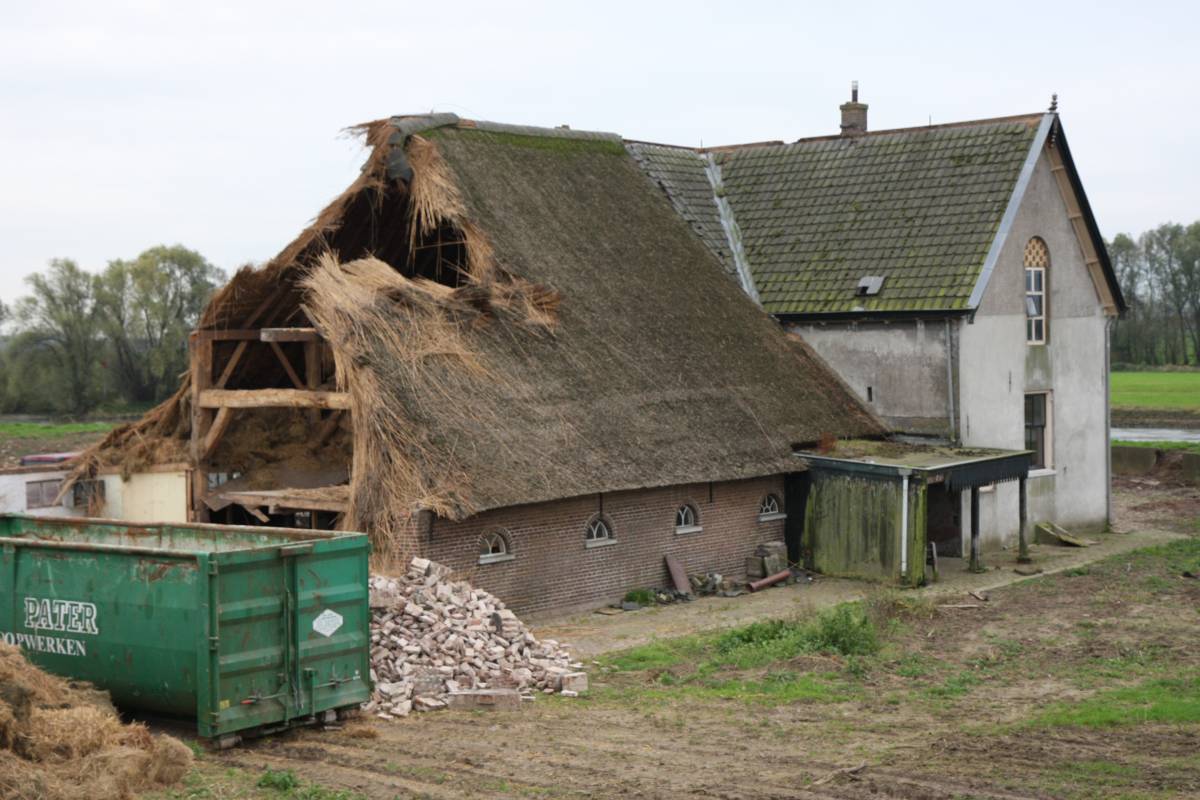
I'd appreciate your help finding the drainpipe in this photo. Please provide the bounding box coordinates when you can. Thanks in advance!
[944,318,957,443]
[900,475,909,579]
[1104,317,1114,529]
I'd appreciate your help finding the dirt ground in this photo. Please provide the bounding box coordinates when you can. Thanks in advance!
[0,430,108,468]
[144,479,1200,800]
[1113,454,1200,536]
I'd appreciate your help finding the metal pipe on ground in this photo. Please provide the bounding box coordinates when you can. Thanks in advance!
[747,569,791,592]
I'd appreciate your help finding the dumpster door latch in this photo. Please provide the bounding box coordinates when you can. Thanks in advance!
[279,543,314,558]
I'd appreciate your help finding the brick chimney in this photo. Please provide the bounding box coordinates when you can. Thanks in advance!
[840,81,868,136]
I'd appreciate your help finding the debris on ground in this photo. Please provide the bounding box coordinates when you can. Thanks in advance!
[0,642,192,800]
[1035,521,1098,547]
[365,558,586,719]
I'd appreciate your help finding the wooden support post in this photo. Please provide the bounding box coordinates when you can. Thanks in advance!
[269,341,305,389]
[202,408,235,460]
[190,333,214,522]
[304,340,321,424]
[1017,476,1031,564]
[968,486,983,573]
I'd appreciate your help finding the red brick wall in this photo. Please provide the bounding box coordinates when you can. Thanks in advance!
[418,475,788,618]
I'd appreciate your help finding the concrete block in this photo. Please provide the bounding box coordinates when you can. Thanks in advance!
[745,556,766,579]
[755,541,787,558]
[561,672,588,694]
[1111,445,1158,476]
[445,689,521,711]
[762,553,787,576]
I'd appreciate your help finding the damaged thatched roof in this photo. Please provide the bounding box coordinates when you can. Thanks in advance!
[77,115,884,530]
[304,120,882,526]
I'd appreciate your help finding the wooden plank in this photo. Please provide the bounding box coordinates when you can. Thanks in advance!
[223,492,349,513]
[189,333,214,523]
[261,327,321,343]
[194,329,261,341]
[664,554,690,595]
[198,388,352,410]
[216,340,249,389]
[304,340,322,423]
[202,408,235,460]
[239,503,270,523]
[269,341,305,389]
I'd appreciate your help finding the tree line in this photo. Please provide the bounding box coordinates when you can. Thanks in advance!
[0,246,224,415]
[1109,221,1200,367]
[0,222,1193,417]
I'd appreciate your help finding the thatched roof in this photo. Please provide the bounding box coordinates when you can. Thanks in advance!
[73,115,885,532]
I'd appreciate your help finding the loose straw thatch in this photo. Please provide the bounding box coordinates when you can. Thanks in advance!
[0,642,192,800]
[302,252,558,549]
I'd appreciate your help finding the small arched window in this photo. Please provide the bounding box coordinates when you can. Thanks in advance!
[585,515,615,547]
[478,528,514,564]
[758,494,783,520]
[675,503,701,533]
[1024,237,1049,344]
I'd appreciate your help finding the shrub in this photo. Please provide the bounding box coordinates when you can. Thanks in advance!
[808,605,879,656]
[623,588,656,606]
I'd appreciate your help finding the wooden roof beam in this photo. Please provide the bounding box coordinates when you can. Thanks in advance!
[198,388,351,410]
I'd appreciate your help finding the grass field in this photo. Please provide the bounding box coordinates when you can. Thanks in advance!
[1111,370,1200,411]
[0,421,116,439]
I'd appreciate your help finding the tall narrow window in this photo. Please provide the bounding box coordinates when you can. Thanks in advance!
[1024,237,1049,344]
[1024,393,1050,469]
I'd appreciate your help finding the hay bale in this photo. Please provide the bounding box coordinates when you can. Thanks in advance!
[0,642,192,800]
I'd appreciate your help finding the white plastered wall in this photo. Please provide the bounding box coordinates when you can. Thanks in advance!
[0,469,75,517]
[957,148,1111,550]
[99,471,189,522]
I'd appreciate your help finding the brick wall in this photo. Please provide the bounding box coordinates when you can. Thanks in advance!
[419,475,788,618]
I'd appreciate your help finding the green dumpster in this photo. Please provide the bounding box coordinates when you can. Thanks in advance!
[0,514,371,742]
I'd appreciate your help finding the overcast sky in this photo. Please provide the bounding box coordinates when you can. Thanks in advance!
[2,0,1195,303]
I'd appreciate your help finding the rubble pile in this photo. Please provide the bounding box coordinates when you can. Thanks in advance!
[365,557,587,719]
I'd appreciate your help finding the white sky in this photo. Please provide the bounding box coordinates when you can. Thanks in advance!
[1,0,1195,303]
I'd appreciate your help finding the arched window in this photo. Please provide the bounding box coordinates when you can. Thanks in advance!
[675,503,701,533]
[1024,237,1049,344]
[478,528,514,564]
[758,494,783,520]
[585,514,615,546]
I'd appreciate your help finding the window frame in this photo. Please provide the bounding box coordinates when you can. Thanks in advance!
[1024,237,1049,345]
[584,514,616,548]
[1024,392,1053,471]
[25,478,63,510]
[674,503,702,535]
[757,494,787,522]
[478,528,515,565]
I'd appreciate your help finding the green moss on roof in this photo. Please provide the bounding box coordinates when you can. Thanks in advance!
[427,127,627,156]
[637,117,1043,315]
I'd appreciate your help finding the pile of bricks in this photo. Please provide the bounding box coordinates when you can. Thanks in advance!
[364,557,587,719]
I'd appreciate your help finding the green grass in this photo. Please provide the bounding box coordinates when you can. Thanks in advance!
[1111,371,1200,411]
[256,769,367,800]
[1113,439,1200,455]
[623,588,656,606]
[1032,676,1200,728]
[599,604,878,705]
[0,421,115,439]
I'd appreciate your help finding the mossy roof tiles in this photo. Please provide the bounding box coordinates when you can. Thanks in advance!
[632,116,1043,314]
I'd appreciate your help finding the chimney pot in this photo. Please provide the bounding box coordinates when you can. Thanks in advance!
[840,81,868,137]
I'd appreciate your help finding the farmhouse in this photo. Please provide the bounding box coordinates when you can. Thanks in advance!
[67,116,887,615]
[61,92,1116,607]
[630,88,1126,554]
